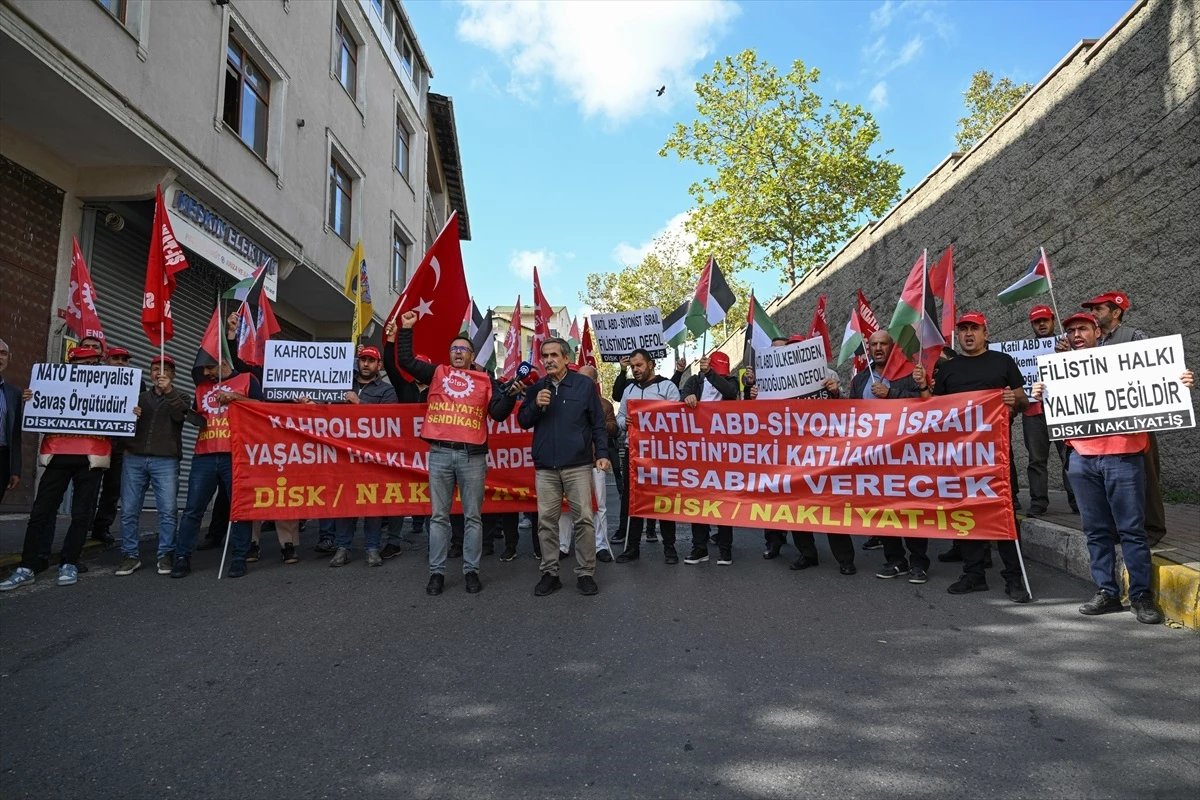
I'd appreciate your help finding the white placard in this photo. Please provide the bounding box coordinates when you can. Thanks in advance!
[23,363,142,435]
[1037,334,1194,440]
[590,308,667,362]
[752,336,830,400]
[989,336,1057,394]
[263,341,354,402]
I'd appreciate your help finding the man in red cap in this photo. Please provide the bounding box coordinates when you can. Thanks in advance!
[1033,312,1194,624]
[1021,307,1076,516]
[680,351,740,566]
[2,346,109,591]
[90,346,136,547]
[919,312,1032,602]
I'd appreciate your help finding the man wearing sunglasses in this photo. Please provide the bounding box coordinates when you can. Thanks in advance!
[394,310,516,595]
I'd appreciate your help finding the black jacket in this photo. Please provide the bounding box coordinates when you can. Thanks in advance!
[518,370,609,470]
[128,386,190,459]
[848,369,923,400]
[681,370,739,402]
[1,378,22,479]
[383,338,429,403]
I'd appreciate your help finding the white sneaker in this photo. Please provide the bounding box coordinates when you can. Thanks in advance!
[0,567,35,591]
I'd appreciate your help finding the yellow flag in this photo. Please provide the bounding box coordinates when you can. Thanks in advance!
[343,240,373,343]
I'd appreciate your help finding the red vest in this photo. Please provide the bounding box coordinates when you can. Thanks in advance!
[421,365,492,445]
[1069,432,1148,457]
[39,434,111,458]
[194,373,253,455]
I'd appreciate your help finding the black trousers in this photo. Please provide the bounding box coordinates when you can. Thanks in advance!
[614,441,628,534]
[961,523,1022,586]
[0,446,10,506]
[21,455,103,569]
[881,536,931,571]
[621,447,674,548]
[764,528,802,552]
[1143,433,1166,536]
[691,522,732,549]
[1022,414,1075,510]
[794,531,855,566]
[209,481,230,540]
[483,512,520,550]
[92,448,124,534]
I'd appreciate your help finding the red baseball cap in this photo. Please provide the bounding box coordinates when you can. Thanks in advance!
[358,346,382,360]
[106,347,131,359]
[69,346,101,361]
[151,354,176,367]
[1028,305,1054,322]
[787,334,807,344]
[708,351,731,376]
[567,363,580,372]
[1062,312,1099,328]
[956,311,988,327]
[1081,292,1130,310]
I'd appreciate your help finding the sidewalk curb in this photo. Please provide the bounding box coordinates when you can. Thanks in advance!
[1020,517,1199,631]
[0,532,152,570]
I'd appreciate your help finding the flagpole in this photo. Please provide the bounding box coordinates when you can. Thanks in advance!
[1041,247,1065,337]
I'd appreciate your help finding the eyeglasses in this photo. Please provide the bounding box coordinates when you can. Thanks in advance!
[449,345,472,354]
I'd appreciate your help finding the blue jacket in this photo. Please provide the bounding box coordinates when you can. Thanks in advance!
[518,370,609,470]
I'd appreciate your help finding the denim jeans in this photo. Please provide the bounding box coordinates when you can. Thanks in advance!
[175,454,251,561]
[1069,451,1152,597]
[120,453,179,558]
[427,445,487,575]
[335,517,383,551]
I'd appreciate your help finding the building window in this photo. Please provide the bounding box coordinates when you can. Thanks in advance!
[369,0,383,16]
[392,228,410,290]
[329,158,354,243]
[385,0,415,78]
[95,0,126,23]
[223,33,270,159]
[395,110,411,180]
[334,15,358,98]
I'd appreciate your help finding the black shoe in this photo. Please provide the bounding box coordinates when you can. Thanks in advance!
[646,530,659,543]
[426,574,445,596]
[717,548,732,566]
[246,542,261,563]
[74,561,89,574]
[282,543,298,564]
[947,575,988,594]
[762,546,781,560]
[577,575,599,596]
[1026,507,1047,517]
[616,550,640,563]
[610,532,626,544]
[314,538,337,554]
[1079,590,1123,616]
[684,547,709,565]
[227,560,248,578]
[596,549,613,563]
[789,556,817,571]
[90,529,115,546]
[196,536,221,552]
[500,547,518,562]
[1129,593,1163,624]
[448,544,463,559]
[465,571,482,594]
[839,563,857,575]
[1005,581,1031,603]
[663,547,679,565]
[534,573,562,596]
[875,562,907,579]
[937,543,963,562]
[380,543,402,559]
[170,556,191,578]
[861,536,884,551]
[907,566,928,584]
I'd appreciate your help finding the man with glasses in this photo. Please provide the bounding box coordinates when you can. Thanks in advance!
[393,311,516,595]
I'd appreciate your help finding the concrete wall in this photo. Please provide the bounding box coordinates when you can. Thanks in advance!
[716,0,1200,493]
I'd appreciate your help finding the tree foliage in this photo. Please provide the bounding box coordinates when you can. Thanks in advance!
[955,70,1032,152]
[660,50,904,287]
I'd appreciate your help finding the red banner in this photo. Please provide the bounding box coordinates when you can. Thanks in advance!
[627,392,1016,541]
[230,403,537,520]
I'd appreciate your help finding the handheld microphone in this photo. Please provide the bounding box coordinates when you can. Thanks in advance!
[505,361,540,394]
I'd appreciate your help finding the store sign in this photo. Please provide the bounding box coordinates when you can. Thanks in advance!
[166,187,279,299]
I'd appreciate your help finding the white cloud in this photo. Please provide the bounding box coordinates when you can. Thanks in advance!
[612,211,695,266]
[456,0,739,123]
[468,68,502,97]
[862,34,924,76]
[869,0,896,30]
[509,249,560,280]
[894,36,924,69]
[868,81,889,110]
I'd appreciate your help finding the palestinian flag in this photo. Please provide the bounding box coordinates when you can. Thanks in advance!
[998,248,1052,304]
[684,255,735,337]
[469,301,497,372]
[742,292,784,365]
[837,290,879,376]
[567,317,581,352]
[882,250,945,380]
[663,299,691,348]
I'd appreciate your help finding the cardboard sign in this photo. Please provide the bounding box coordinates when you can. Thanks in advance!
[752,336,830,400]
[23,363,142,435]
[989,336,1057,395]
[1037,334,1194,439]
[262,341,354,402]
[590,308,667,362]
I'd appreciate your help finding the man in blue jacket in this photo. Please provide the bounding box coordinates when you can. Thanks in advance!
[518,338,611,597]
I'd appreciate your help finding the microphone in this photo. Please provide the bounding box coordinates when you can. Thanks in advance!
[505,361,540,395]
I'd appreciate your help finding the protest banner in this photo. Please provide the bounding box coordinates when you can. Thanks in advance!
[626,391,1016,540]
[230,402,538,519]
[590,308,667,362]
[1037,334,1194,439]
[989,336,1057,395]
[262,341,354,402]
[22,363,142,435]
[752,336,830,400]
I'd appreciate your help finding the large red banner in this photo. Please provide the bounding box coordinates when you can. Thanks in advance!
[627,392,1016,541]
[230,403,537,520]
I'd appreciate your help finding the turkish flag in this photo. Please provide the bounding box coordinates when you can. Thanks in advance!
[66,237,106,349]
[386,212,470,367]
[142,185,190,346]
[531,266,552,371]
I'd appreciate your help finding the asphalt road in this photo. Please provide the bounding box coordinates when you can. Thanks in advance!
[2,517,1198,800]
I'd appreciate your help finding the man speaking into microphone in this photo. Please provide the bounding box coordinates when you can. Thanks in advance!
[518,338,611,597]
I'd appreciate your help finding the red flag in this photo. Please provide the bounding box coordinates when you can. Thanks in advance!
[142,185,190,346]
[807,295,831,362]
[253,295,281,366]
[66,237,106,349]
[852,290,879,377]
[531,266,553,372]
[577,317,596,368]
[501,296,522,381]
[929,245,955,343]
[196,305,225,367]
[385,212,470,366]
[235,303,259,366]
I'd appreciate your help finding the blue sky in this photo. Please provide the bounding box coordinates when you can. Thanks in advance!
[404,0,1132,320]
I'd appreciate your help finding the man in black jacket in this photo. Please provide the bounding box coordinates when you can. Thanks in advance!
[680,352,739,566]
[519,338,610,597]
[0,337,22,507]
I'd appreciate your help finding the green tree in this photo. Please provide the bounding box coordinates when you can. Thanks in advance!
[660,50,903,287]
[955,70,1032,151]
